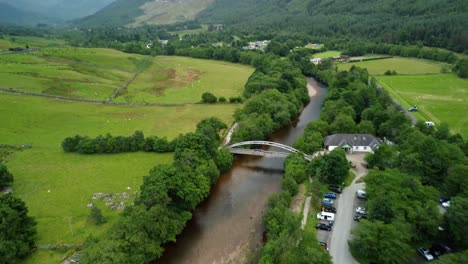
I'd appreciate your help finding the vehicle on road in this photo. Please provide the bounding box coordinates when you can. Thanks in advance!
[323,206,337,213]
[324,192,337,199]
[353,214,367,222]
[316,223,332,231]
[417,247,434,261]
[441,201,450,208]
[356,189,367,199]
[317,212,335,221]
[319,241,329,252]
[328,185,342,193]
[322,198,334,207]
[408,105,418,112]
[355,207,366,214]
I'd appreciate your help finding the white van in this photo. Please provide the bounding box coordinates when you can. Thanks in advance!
[317,212,335,221]
[425,121,435,127]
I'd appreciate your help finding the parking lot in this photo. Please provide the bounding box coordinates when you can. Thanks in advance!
[315,153,368,264]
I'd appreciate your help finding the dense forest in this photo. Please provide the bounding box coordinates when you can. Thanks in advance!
[198,0,468,52]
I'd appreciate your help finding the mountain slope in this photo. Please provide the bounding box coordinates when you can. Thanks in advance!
[77,0,214,27]
[0,0,115,20]
[0,2,53,25]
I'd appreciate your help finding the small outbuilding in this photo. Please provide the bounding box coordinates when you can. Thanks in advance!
[323,134,381,153]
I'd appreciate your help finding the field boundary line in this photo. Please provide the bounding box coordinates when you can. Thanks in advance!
[108,70,142,101]
[0,87,202,107]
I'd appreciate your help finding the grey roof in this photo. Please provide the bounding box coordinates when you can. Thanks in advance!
[323,134,381,150]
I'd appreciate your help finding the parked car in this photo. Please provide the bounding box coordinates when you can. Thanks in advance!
[324,192,337,199]
[417,247,434,261]
[328,185,342,193]
[316,223,332,231]
[441,201,450,208]
[323,206,337,213]
[430,243,452,257]
[322,198,334,207]
[319,241,329,252]
[356,189,367,199]
[353,214,367,222]
[355,207,366,214]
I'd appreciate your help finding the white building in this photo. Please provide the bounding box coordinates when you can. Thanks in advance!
[310,57,322,65]
[323,134,381,153]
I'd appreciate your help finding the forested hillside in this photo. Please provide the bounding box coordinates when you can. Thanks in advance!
[198,0,468,52]
[77,0,214,27]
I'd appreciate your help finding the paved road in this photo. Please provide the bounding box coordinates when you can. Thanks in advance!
[329,153,368,264]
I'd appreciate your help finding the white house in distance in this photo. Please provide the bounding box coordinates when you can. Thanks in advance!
[323,134,381,153]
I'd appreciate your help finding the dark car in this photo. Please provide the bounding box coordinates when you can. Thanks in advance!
[328,185,342,193]
[430,243,452,257]
[319,241,329,252]
[323,206,337,213]
[353,214,367,222]
[316,223,332,231]
[324,192,337,199]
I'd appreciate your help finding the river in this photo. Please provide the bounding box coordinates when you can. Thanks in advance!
[157,78,327,264]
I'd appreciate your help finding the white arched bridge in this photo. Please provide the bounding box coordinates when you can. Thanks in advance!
[224,141,313,161]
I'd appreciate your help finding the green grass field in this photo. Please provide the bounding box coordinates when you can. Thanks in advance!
[0,92,238,263]
[336,55,467,137]
[0,36,67,50]
[377,74,468,137]
[313,50,341,59]
[0,49,252,103]
[337,57,444,75]
[119,56,254,103]
[0,48,146,99]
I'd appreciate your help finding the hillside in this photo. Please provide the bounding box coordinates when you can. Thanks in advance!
[0,0,115,21]
[197,0,468,52]
[0,2,53,25]
[77,0,214,27]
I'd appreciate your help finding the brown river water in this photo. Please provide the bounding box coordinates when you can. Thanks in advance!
[156,78,327,264]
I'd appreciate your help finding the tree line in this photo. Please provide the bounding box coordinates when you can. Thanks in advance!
[259,154,332,264]
[0,163,37,264]
[62,131,174,154]
[290,56,468,262]
[81,117,234,263]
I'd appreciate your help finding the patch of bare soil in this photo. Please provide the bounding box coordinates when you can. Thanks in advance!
[290,184,306,213]
[146,68,204,96]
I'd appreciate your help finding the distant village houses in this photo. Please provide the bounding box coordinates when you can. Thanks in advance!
[243,40,270,51]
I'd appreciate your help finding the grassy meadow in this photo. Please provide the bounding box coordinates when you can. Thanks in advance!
[378,74,468,137]
[313,50,341,59]
[336,55,467,137]
[0,49,252,104]
[0,48,147,99]
[0,36,67,49]
[0,92,238,263]
[338,57,444,75]
[120,56,254,103]
[0,44,252,263]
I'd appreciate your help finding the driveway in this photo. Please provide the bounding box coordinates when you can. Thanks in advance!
[329,153,368,264]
